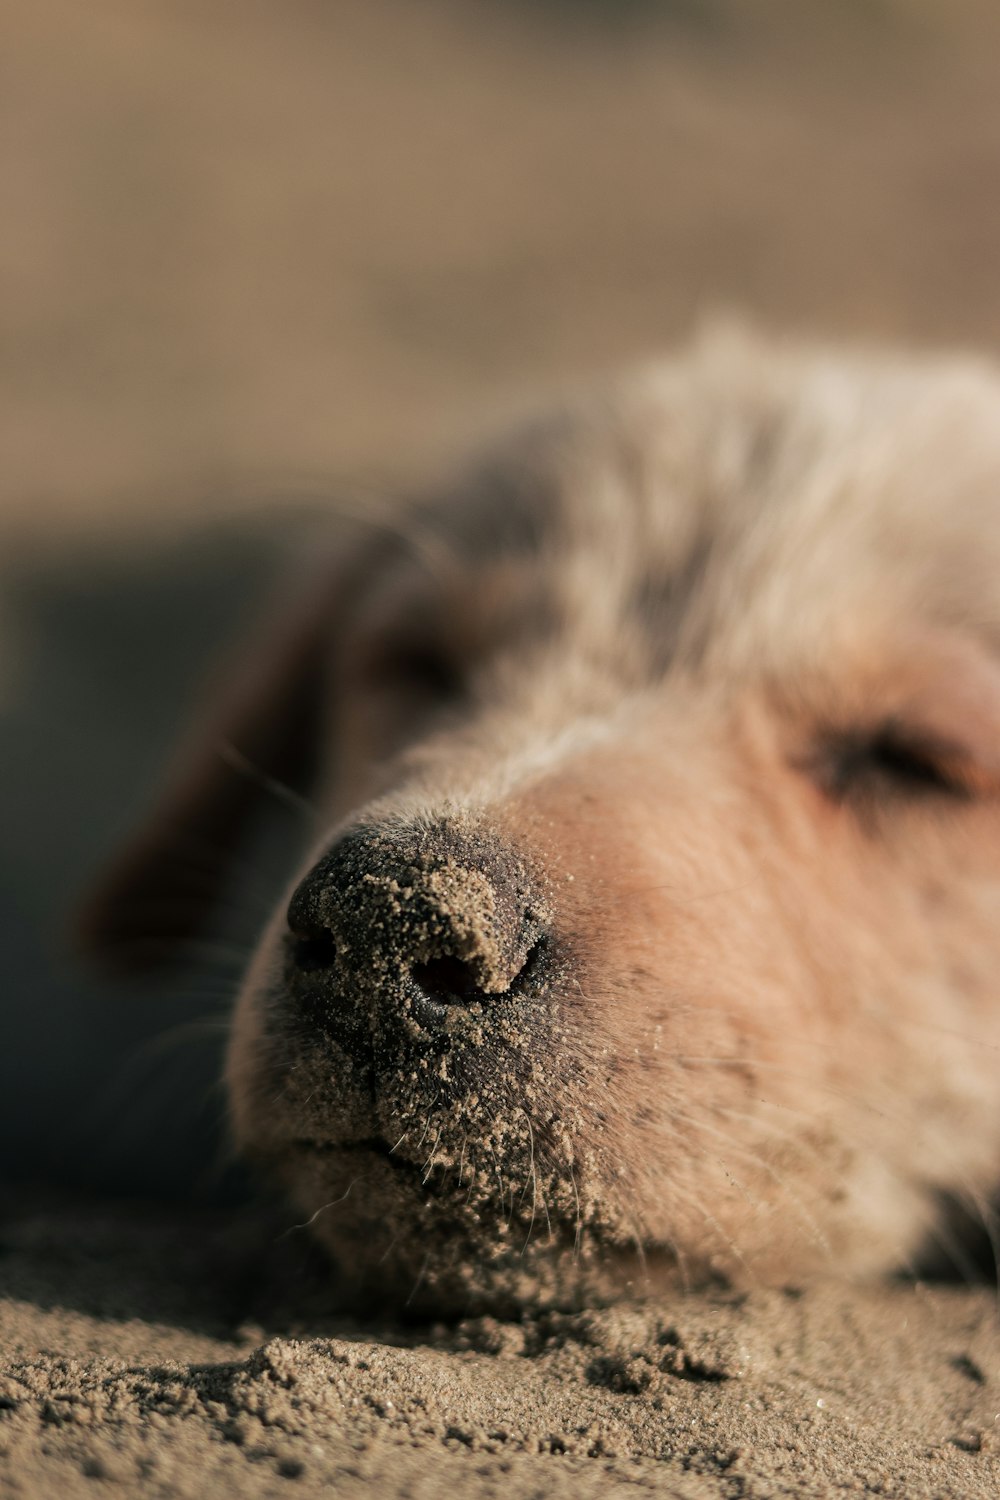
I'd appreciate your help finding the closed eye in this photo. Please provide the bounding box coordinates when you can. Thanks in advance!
[814,724,972,805]
[362,633,466,705]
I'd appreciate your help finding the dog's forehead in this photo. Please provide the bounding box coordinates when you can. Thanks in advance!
[425,342,1000,679]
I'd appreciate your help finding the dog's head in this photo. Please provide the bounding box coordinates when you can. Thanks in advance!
[85,334,1000,1313]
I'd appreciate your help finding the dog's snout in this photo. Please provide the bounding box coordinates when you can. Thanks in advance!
[285,823,548,1045]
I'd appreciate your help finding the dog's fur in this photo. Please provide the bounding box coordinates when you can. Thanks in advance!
[86,331,1000,1313]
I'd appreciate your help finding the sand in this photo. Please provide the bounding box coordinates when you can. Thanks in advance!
[0,1193,996,1500]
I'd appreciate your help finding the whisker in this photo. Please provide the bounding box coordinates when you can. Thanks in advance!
[568,1165,583,1260]
[404,1251,431,1308]
[216,739,318,820]
[278,1178,361,1237]
[422,1127,443,1184]
[663,1100,834,1261]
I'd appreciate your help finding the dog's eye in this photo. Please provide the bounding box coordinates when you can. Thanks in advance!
[366,638,465,702]
[396,646,464,699]
[816,725,970,806]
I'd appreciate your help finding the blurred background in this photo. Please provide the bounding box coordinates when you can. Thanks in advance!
[4,0,1000,1199]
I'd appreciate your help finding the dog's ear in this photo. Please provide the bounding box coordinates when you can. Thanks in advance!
[77,544,348,972]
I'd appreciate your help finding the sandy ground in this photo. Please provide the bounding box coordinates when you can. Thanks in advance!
[3,1,1000,1495]
[1,1195,997,1499]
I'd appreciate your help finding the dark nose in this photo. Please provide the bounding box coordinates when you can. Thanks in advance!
[285,824,547,1039]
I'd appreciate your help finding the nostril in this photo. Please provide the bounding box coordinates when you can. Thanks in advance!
[290,932,338,974]
[287,880,339,975]
[410,936,546,1011]
[410,955,484,1008]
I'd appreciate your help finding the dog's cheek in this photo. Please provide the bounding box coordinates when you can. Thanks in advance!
[493,749,786,1193]
[490,733,950,1274]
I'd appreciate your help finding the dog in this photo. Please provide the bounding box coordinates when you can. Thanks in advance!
[83,330,1000,1314]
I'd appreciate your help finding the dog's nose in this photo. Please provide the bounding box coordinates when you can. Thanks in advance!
[285,824,547,1041]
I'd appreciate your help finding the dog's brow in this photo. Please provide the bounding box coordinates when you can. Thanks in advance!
[629,532,717,674]
[417,457,568,566]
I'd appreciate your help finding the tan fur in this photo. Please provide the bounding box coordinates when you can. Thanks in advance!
[89,330,1000,1312]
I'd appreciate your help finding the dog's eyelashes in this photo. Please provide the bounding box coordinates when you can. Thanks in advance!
[815,725,972,807]
[396,646,465,700]
[366,640,465,702]
[862,732,965,796]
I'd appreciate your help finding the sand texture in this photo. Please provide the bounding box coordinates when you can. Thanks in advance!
[0,1195,995,1500]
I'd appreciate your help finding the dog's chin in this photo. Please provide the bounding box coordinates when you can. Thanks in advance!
[263,1136,678,1319]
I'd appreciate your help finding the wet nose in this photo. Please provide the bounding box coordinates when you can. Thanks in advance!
[285,823,547,1037]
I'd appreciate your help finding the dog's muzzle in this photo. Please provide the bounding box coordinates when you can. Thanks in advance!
[256,821,623,1311]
